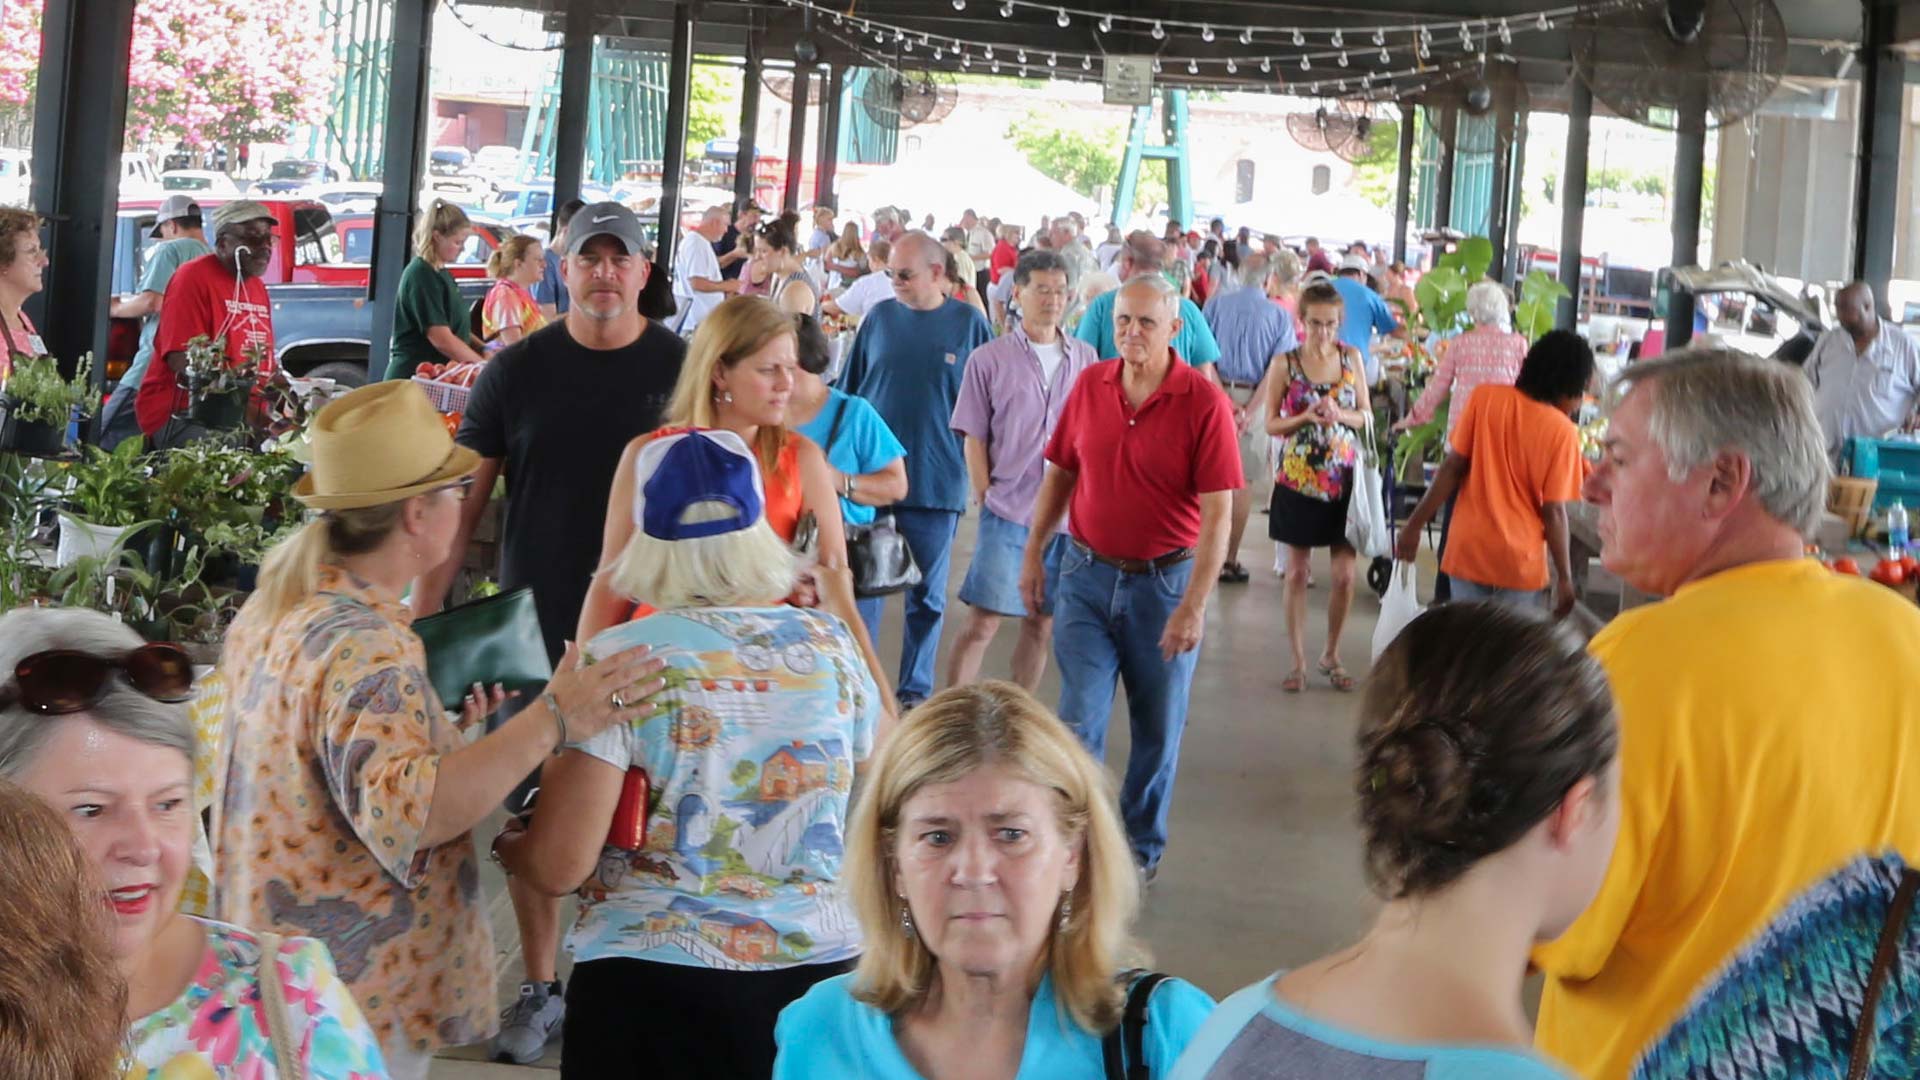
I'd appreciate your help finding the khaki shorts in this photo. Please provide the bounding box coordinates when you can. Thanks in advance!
[1223,382,1270,488]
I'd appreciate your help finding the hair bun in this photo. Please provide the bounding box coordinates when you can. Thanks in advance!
[1366,720,1475,837]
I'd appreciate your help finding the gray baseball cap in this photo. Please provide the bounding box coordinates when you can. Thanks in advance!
[152,195,203,238]
[567,201,647,256]
[212,199,274,235]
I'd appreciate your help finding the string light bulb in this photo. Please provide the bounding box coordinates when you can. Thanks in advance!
[1379,47,1389,64]
[999,0,1013,16]
[904,38,913,51]
[1498,18,1512,45]
[1331,29,1343,48]
[1337,50,1348,67]
[1291,28,1304,46]
[991,59,1000,72]
[1187,58,1198,74]
[952,0,965,9]
[1239,27,1253,45]
[1260,56,1271,72]
[1098,15,1112,33]
[1047,52,1056,66]
[1201,24,1214,42]
[934,46,943,59]
[1151,21,1166,40]
[1225,58,1237,73]
[961,53,971,67]
[1082,55,1092,70]
[1017,48,1026,62]
[1372,28,1385,46]
[1056,7,1069,28]
[1300,55,1312,70]
[1152,56,1162,73]
[1537,11,1551,30]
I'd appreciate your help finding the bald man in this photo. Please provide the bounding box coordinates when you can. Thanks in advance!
[1806,281,1920,464]
[1022,274,1242,883]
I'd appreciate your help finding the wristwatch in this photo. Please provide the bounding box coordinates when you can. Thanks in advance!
[843,473,858,499]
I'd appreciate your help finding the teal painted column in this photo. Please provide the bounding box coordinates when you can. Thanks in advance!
[1163,89,1193,230]
[1111,104,1150,228]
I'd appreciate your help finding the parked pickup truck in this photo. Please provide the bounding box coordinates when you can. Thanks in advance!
[108,197,491,388]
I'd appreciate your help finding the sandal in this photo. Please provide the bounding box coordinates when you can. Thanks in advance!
[1219,561,1251,584]
[1282,670,1307,693]
[1325,665,1356,693]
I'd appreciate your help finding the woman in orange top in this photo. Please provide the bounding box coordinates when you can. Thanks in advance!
[577,296,894,706]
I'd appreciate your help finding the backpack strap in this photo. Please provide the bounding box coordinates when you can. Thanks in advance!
[1100,969,1172,1080]
[1849,867,1920,1080]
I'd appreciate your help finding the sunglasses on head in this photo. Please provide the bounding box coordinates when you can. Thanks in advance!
[0,644,196,716]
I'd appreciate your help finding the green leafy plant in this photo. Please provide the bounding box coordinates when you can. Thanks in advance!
[1513,269,1572,342]
[63,440,153,526]
[3,352,95,425]
[181,336,262,398]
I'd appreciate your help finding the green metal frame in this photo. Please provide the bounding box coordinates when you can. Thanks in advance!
[1112,88,1193,229]
[522,43,670,183]
[306,0,394,180]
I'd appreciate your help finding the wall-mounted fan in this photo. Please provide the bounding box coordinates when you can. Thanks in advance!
[1573,0,1787,130]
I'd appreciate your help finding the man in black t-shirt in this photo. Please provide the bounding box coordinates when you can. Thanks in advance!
[715,200,763,280]
[413,201,686,1064]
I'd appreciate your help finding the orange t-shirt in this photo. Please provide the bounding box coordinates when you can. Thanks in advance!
[628,426,803,621]
[1441,384,1583,592]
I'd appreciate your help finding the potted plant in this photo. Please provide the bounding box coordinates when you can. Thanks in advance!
[181,336,261,431]
[0,352,92,457]
[55,439,157,567]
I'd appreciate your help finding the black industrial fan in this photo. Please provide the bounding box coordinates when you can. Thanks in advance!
[1572,0,1787,130]
[1285,99,1373,159]
[762,72,815,105]
[859,69,958,128]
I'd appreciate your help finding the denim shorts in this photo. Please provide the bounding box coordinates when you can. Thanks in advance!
[959,507,1067,618]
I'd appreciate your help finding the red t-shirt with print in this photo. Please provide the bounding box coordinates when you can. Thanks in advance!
[136,253,276,436]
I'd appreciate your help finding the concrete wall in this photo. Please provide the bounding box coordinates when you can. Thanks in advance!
[1712,83,1863,284]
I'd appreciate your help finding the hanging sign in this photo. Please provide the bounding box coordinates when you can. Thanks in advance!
[1103,56,1154,105]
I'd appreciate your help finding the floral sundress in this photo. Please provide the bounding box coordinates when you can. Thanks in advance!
[1274,348,1364,502]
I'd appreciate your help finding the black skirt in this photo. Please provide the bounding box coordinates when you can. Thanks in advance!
[1269,480,1354,549]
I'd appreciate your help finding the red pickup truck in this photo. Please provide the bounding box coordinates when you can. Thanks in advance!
[109,197,492,387]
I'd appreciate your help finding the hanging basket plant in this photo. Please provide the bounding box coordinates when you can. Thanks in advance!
[180,336,262,432]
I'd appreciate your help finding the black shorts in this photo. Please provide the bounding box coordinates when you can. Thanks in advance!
[561,956,852,1079]
[1269,481,1355,550]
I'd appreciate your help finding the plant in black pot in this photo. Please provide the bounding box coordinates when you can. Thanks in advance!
[0,351,92,457]
[181,335,262,431]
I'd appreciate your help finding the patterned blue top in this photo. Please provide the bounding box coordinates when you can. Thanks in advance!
[1635,852,1920,1079]
[571,607,882,971]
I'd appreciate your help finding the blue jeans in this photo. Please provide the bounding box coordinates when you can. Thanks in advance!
[1052,543,1198,869]
[858,507,958,706]
[1449,577,1547,611]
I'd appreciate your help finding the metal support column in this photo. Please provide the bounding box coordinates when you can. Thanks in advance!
[552,0,595,207]
[783,71,810,212]
[1434,107,1459,230]
[656,2,695,270]
[367,0,434,382]
[734,17,762,211]
[1666,88,1708,348]
[1392,106,1416,265]
[1558,77,1591,330]
[1487,103,1518,280]
[26,0,136,379]
[815,63,845,208]
[1852,0,1903,311]
[1502,112,1530,284]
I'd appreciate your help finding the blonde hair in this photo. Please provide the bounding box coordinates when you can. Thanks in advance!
[666,295,796,474]
[248,502,407,625]
[603,501,798,609]
[830,222,864,260]
[487,233,541,279]
[845,682,1142,1034]
[414,199,471,263]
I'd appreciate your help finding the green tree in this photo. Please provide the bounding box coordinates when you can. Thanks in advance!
[688,63,739,148]
[1006,109,1168,214]
[781,930,814,953]
[1351,119,1402,210]
[730,759,758,788]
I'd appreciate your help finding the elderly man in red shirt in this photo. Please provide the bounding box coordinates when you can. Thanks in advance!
[1020,273,1242,884]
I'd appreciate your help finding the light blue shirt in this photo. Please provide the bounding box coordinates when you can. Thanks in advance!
[776,971,1216,1080]
[125,237,211,387]
[794,388,906,526]
[1332,276,1398,382]
[1074,289,1221,366]
[1171,976,1574,1079]
[1204,284,1298,385]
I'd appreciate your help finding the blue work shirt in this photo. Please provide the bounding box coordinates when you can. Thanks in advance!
[837,297,993,513]
[1332,276,1397,382]
[530,248,570,315]
[1204,285,1298,386]
[1074,289,1221,366]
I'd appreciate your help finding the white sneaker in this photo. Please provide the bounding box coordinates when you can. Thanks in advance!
[492,981,564,1065]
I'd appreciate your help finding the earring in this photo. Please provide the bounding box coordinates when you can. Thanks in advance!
[900,902,917,941]
[1057,892,1073,934]
[718,390,734,404]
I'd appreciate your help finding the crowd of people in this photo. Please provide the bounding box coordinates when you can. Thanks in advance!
[1,187,1919,1080]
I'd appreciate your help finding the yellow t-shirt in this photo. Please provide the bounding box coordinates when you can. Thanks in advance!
[1533,558,1920,1078]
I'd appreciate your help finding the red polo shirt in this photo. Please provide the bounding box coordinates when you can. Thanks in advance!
[1045,353,1242,561]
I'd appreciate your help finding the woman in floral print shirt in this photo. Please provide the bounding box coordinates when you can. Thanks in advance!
[215,382,667,1077]
[0,607,385,1080]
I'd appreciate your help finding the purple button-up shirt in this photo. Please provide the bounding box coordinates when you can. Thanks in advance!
[949,325,1098,530]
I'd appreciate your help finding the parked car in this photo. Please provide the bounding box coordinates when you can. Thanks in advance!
[161,170,241,196]
[472,144,523,182]
[309,182,384,215]
[329,211,511,278]
[107,197,487,389]
[488,181,612,222]
[429,146,474,176]
[121,153,162,197]
[252,158,347,196]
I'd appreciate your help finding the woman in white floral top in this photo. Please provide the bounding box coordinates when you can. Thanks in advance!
[0,607,386,1080]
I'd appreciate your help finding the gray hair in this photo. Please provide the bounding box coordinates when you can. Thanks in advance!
[1235,256,1270,290]
[894,231,946,276]
[603,506,799,611]
[1466,281,1511,327]
[1013,248,1070,288]
[1116,272,1179,317]
[1613,349,1830,538]
[0,609,196,779]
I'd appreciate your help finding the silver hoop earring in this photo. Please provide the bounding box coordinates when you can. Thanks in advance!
[900,903,916,940]
[1057,892,1073,933]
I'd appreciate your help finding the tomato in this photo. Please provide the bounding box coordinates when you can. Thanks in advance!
[442,411,462,437]
[1880,561,1908,586]
[1833,557,1863,576]
[1901,555,1919,575]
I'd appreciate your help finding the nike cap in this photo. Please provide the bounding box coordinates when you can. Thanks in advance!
[566,201,648,257]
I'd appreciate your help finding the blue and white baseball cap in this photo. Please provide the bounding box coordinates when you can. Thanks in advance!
[632,429,766,541]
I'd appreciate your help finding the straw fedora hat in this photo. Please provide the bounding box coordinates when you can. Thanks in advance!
[292,382,480,510]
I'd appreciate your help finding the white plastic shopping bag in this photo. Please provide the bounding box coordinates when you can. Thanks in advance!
[1371,561,1422,662]
[1345,414,1390,559]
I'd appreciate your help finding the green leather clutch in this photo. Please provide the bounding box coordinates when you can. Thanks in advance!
[412,586,553,713]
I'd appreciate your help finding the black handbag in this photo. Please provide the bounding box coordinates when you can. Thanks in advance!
[821,397,922,599]
[412,586,553,713]
[1101,970,1172,1080]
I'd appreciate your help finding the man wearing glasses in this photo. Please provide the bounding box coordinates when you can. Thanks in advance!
[837,231,993,710]
[134,199,279,448]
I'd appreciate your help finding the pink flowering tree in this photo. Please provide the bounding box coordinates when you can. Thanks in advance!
[0,0,334,150]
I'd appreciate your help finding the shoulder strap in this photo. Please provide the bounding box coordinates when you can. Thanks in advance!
[254,931,309,1080]
[1849,867,1920,1079]
[823,393,850,455]
[1100,969,1172,1080]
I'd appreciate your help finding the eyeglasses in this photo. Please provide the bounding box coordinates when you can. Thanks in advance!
[433,476,477,502]
[0,644,196,716]
[887,268,923,283]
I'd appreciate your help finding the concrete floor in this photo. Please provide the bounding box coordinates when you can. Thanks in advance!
[433,513,1387,1076]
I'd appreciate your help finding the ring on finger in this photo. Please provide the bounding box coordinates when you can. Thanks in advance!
[611,692,627,709]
